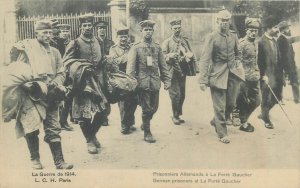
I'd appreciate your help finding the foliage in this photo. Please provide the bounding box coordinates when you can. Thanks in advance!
[130,0,149,19]
[233,1,299,22]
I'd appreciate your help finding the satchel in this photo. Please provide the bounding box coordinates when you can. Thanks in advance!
[106,71,137,103]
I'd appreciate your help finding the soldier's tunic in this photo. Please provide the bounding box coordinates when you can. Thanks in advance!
[8,39,65,142]
[63,33,107,140]
[97,36,115,56]
[127,39,171,125]
[162,35,193,118]
[199,31,245,138]
[236,37,261,124]
[109,44,138,128]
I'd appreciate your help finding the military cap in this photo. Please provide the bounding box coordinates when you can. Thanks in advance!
[169,19,181,26]
[58,24,71,30]
[216,9,232,19]
[139,20,156,28]
[262,15,278,29]
[78,13,94,25]
[94,20,108,28]
[245,18,260,29]
[277,21,291,30]
[34,19,52,31]
[117,28,129,35]
[50,19,59,28]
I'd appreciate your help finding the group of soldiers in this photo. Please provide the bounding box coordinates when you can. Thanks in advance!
[2,8,299,170]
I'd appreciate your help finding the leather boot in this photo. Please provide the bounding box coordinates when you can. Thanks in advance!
[49,142,73,169]
[91,121,101,149]
[80,124,97,154]
[143,120,156,143]
[25,134,43,170]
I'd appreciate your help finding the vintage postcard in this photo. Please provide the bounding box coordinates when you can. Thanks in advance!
[1,0,299,188]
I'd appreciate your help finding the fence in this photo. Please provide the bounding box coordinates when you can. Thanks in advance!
[16,11,112,41]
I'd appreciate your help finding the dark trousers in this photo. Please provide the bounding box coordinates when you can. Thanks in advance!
[288,69,299,101]
[169,73,186,117]
[118,93,138,128]
[79,113,102,142]
[43,103,62,143]
[59,96,72,125]
[260,81,283,123]
[237,81,261,123]
[138,90,159,125]
[210,73,242,138]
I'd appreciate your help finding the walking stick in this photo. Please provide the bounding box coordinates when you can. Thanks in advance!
[265,82,294,126]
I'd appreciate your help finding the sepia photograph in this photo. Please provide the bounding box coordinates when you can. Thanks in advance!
[0,0,299,187]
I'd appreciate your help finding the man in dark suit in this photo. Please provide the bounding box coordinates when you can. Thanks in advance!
[257,16,282,129]
[277,21,300,104]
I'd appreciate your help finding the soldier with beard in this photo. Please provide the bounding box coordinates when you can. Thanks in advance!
[109,28,138,134]
[277,21,300,104]
[236,18,261,132]
[162,19,196,125]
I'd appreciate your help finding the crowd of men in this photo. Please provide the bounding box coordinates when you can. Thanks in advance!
[2,8,299,169]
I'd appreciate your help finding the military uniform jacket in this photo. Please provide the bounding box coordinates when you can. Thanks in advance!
[161,35,194,76]
[97,36,115,56]
[126,39,171,91]
[257,34,283,88]
[239,37,260,81]
[109,44,131,72]
[63,34,107,120]
[199,31,245,89]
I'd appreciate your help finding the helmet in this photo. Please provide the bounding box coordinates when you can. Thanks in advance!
[216,9,232,19]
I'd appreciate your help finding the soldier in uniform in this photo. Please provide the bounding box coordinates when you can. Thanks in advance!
[63,13,108,154]
[56,23,74,131]
[162,19,196,125]
[277,21,300,104]
[199,9,245,144]
[236,18,261,132]
[109,28,138,134]
[127,20,171,143]
[94,20,115,126]
[257,16,282,129]
[95,20,115,56]
[5,20,73,169]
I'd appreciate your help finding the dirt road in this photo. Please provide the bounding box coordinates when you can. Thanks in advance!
[1,77,299,170]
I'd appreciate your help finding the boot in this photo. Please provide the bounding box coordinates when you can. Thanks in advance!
[25,134,43,170]
[61,122,74,131]
[92,136,101,148]
[80,124,98,154]
[143,121,156,143]
[49,142,73,169]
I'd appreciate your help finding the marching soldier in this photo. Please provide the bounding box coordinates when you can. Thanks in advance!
[127,20,171,143]
[162,19,196,125]
[199,9,245,144]
[94,20,114,126]
[95,20,115,56]
[236,18,261,132]
[109,28,138,134]
[63,13,108,154]
[4,19,73,169]
[56,23,74,131]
